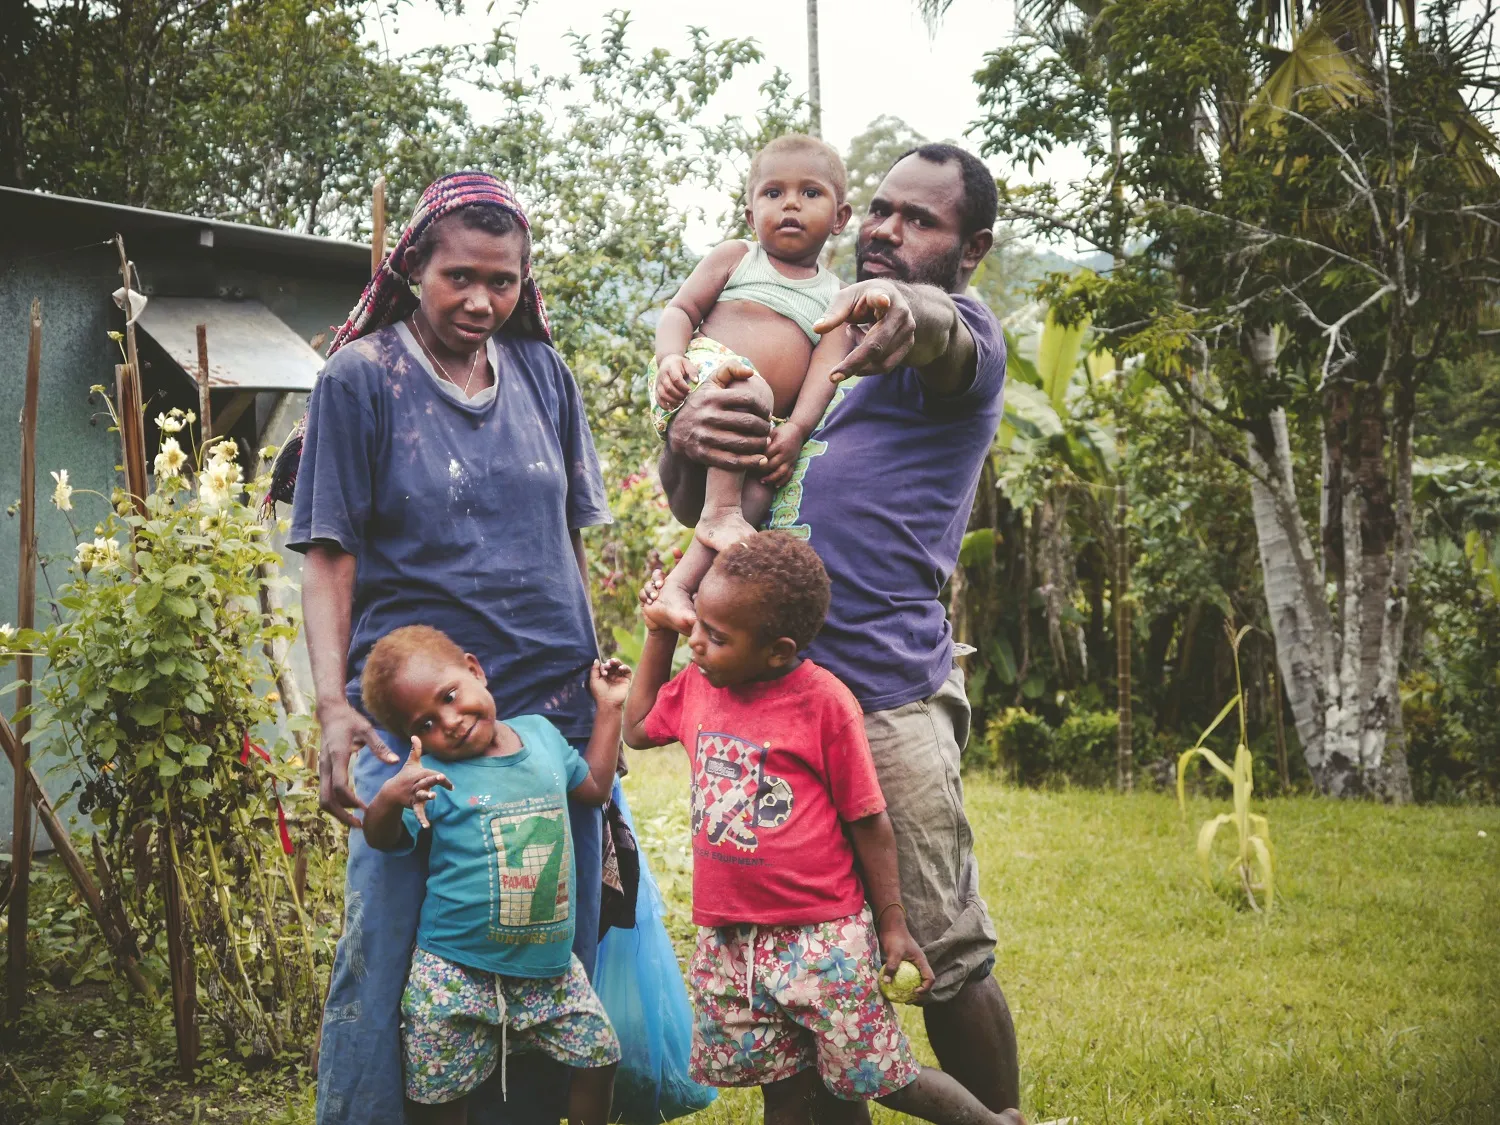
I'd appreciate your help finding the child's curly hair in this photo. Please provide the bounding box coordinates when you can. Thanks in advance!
[712,531,831,651]
[360,624,467,735]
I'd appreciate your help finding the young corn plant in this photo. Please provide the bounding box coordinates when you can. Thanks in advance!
[1176,625,1274,912]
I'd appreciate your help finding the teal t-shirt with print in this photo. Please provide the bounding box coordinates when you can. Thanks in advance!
[397,714,591,978]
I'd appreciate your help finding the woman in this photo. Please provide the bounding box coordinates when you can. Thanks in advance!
[278,173,612,1125]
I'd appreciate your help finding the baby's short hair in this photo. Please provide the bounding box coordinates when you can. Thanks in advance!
[712,531,831,651]
[361,624,466,735]
[748,134,848,202]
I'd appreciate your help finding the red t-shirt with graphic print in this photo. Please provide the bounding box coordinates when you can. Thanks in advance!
[642,659,886,927]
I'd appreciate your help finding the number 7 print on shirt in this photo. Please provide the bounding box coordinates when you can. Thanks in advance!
[488,802,571,931]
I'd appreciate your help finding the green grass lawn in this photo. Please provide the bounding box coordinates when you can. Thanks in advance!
[621,747,1500,1125]
[3,753,1497,1123]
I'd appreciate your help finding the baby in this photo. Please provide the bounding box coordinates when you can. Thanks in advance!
[359,624,631,1125]
[645,133,853,635]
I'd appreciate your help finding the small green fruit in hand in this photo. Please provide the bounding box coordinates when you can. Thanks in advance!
[880,960,923,1004]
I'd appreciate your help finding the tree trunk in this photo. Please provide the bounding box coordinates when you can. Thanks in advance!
[1245,401,1332,782]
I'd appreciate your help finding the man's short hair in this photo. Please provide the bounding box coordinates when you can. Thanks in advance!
[894,143,998,239]
[361,624,467,735]
[712,531,831,651]
[749,134,849,202]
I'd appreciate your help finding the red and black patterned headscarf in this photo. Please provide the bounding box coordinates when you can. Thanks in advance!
[265,171,550,509]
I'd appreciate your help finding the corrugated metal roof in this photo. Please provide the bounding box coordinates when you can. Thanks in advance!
[137,297,323,392]
[0,185,369,271]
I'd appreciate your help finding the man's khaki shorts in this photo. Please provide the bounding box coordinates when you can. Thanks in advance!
[864,666,997,1003]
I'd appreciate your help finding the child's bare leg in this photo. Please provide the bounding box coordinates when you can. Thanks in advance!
[695,372,775,553]
[643,538,715,635]
[566,1062,617,1125]
[877,1067,1027,1125]
[809,1082,873,1125]
[407,1095,467,1125]
[763,1069,829,1125]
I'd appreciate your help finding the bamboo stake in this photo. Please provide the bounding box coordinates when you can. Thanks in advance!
[196,323,213,444]
[0,715,154,1000]
[371,177,387,275]
[160,818,199,1077]
[114,237,148,515]
[257,564,316,899]
[6,298,41,1025]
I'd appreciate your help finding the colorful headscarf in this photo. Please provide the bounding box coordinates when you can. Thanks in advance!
[266,171,550,509]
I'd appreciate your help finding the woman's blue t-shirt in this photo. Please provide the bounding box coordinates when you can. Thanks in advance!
[288,325,612,741]
[393,715,591,978]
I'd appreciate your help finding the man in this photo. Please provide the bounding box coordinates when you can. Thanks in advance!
[657,143,1021,1113]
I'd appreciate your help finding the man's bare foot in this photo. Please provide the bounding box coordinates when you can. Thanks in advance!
[694,507,756,554]
[643,570,697,636]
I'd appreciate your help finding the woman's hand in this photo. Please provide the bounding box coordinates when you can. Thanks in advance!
[317,699,399,829]
[761,422,808,488]
[877,911,936,1004]
[655,354,699,410]
[589,657,633,709]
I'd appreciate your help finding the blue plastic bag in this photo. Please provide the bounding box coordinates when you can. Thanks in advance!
[594,786,718,1123]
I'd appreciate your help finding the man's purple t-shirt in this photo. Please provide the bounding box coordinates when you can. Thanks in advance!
[764,296,1007,713]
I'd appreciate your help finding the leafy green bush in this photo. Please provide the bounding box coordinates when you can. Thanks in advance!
[979,707,1054,780]
[0,405,335,1060]
[1053,710,1119,787]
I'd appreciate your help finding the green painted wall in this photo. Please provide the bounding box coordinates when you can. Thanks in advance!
[2,231,363,850]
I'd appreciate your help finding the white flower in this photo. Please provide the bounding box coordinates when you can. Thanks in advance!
[155,412,184,434]
[51,470,73,511]
[154,437,187,479]
[90,537,122,572]
[208,440,238,467]
[75,541,96,572]
[0,623,15,643]
[184,410,197,424]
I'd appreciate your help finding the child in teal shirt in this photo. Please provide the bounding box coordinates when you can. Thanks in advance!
[360,624,631,1125]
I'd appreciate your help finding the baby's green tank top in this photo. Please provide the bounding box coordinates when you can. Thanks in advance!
[718,240,841,344]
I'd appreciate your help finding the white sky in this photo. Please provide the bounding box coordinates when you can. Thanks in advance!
[387,0,1048,248]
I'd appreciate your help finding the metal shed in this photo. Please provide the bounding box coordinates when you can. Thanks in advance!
[1,186,370,850]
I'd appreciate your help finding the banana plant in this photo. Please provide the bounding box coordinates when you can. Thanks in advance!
[1176,624,1275,912]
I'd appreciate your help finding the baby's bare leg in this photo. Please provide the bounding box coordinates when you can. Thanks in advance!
[644,539,715,636]
[694,371,775,554]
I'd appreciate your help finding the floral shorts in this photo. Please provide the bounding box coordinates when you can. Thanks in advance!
[647,334,764,437]
[401,948,621,1105]
[688,908,921,1100]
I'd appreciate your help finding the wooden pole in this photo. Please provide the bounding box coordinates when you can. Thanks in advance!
[6,298,41,1025]
[371,176,387,275]
[806,0,822,137]
[196,323,213,444]
[160,823,198,1077]
[0,714,154,1000]
[116,234,194,1068]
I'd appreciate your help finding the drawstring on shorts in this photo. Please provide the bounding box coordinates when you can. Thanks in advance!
[494,974,509,1100]
[744,924,758,1018]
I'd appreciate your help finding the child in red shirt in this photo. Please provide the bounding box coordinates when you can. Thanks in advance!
[624,532,1024,1125]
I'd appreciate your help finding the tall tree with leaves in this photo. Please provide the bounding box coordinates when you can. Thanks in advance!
[974,0,1500,797]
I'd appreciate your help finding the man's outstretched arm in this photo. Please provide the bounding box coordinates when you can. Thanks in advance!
[820,281,978,397]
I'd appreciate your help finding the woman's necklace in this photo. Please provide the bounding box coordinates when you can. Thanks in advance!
[412,316,482,398]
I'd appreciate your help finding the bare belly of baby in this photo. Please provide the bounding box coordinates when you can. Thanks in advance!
[699,300,815,417]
